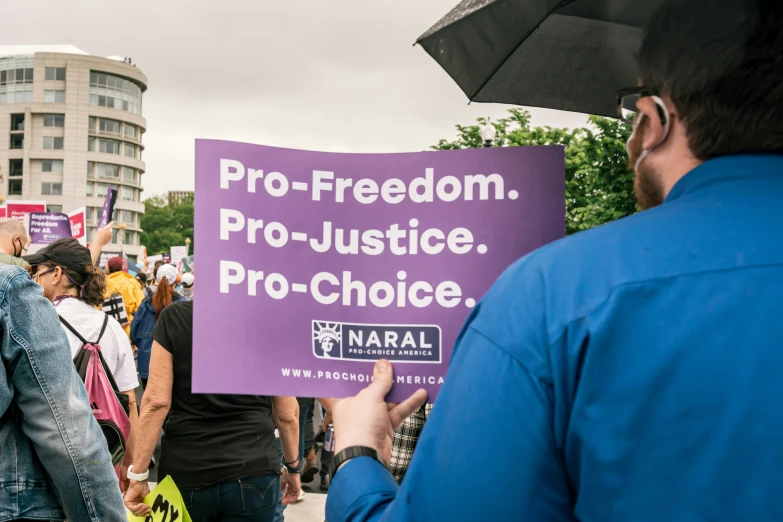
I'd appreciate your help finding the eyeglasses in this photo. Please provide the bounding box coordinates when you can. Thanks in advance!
[33,266,57,283]
[617,86,657,125]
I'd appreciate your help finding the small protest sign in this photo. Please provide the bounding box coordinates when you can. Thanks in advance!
[68,207,87,246]
[29,212,73,244]
[126,476,191,522]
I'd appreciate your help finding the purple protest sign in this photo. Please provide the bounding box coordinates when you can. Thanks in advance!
[97,188,117,229]
[29,212,73,244]
[194,141,564,401]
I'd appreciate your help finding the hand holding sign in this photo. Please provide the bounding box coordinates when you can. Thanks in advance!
[332,359,427,465]
[125,476,191,521]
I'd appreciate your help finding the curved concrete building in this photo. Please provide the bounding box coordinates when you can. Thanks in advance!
[0,45,147,256]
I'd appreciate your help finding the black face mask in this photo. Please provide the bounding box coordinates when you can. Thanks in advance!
[12,238,23,258]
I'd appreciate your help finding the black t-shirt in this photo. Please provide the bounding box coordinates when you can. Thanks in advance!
[153,301,279,489]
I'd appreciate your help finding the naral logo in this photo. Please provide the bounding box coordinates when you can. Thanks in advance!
[312,320,441,363]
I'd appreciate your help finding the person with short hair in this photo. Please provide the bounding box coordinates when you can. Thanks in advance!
[327,1,783,520]
[0,218,32,272]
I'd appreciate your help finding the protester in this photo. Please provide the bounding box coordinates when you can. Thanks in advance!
[326,2,783,520]
[26,239,140,485]
[0,218,33,273]
[388,404,432,484]
[123,300,302,520]
[148,259,166,294]
[131,264,185,389]
[0,259,127,519]
[104,256,145,336]
[181,271,194,300]
[136,271,153,299]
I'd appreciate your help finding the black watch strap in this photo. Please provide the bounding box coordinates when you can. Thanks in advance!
[332,446,386,477]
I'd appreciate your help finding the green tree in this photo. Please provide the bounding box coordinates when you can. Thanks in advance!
[433,108,635,235]
[140,194,194,255]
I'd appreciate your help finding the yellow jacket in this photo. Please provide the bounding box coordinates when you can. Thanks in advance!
[105,271,145,336]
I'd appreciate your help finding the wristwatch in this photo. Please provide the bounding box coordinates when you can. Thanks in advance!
[127,465,150,482]
[332,446,387,477]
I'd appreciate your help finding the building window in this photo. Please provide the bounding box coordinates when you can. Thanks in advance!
[121,186,136,201]
[8,179,22,195]
[89,71,142,115]
[44,90,66,103]
[88,116,96,131]
[99,118,121,134]
[124,230,136,246]
[124,124,137,139]
[96,162,120,178]
[45,67,66,81]
[47,205,63,213]
[10,134,23,149]
[9,159,23,176]
[95,183,118,198]
[42,159,64,173]
[88,137,94,151]
[41,182,63,196]
[86,227,95,242]
[0,67,33,85]
[0,89,33,104]
[86,182,93,197]
[97,138,121,154]
[10,113,24,131]
[43,137,64,150]
[43,114,65,127]
[123,166,136,182]
[124,143,136,158]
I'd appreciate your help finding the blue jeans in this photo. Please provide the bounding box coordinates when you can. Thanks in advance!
[183,476,280,522]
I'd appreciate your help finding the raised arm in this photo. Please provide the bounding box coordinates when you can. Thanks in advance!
[89,221,115,266]
[0,268,126,521]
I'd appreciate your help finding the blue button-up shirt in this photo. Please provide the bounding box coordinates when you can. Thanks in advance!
[326,155,783,521]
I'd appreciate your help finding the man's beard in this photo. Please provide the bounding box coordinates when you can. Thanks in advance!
[628,116,665,210]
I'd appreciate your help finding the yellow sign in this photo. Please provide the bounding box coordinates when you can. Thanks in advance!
[127,476,192,522]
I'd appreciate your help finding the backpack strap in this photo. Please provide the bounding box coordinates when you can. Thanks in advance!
[96,314,109,344]
[59,316,89,345]
[59,314,109,345]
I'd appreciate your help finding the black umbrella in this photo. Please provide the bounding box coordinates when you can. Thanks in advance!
[416,0,662,117]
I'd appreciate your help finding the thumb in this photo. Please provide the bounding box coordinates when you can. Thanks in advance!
[367,359,393,399]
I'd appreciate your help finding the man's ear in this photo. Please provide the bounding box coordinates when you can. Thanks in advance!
[636,96,670,150]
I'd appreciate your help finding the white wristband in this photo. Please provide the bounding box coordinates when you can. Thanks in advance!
[127,465,150,482]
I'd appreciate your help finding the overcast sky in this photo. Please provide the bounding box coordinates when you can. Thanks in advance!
[3,0,587,197]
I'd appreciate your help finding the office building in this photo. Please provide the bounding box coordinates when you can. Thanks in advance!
[0,45,147,256]
[168,190,194,207]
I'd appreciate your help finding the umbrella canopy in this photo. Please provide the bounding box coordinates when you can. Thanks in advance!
[417,0,663,117]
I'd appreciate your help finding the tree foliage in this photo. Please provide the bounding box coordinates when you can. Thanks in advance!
[140,195,194,255]
[432,108,636,235]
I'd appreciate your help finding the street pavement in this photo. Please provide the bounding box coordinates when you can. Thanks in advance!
[285,472,328,522]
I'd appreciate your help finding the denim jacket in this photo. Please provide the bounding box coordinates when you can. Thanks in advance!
[0,264,126,521]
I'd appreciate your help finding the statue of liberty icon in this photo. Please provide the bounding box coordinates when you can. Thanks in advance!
[313,322,342,359]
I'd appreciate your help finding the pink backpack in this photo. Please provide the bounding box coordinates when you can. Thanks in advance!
[59,315,131,466]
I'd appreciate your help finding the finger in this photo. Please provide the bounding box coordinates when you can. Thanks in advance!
[389,389,428,429]
[366,359,394,400]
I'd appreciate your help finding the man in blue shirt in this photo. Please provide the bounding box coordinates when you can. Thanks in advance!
[326,1,783,520]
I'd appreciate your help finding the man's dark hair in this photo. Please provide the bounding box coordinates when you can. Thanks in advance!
[638,0,783,160]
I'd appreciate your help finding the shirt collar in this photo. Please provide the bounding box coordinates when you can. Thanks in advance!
[666,154,783,203]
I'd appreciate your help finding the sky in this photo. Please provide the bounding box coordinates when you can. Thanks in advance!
[3,0,587,197]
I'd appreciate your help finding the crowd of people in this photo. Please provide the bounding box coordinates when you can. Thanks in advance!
[0,1,780,521]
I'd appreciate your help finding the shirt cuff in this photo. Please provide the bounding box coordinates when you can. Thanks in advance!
[326,456,399,521]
